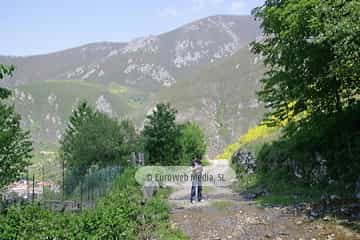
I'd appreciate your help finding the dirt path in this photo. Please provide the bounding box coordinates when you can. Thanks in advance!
[169,160,359,240]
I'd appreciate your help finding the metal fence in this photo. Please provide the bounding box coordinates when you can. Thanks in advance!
[1,151,148,213]
[2,159,123,213]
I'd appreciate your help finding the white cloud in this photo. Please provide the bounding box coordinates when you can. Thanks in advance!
[159,7,178,17]
[230,0,246,14]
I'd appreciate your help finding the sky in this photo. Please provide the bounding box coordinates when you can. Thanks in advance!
[1,0,264,56]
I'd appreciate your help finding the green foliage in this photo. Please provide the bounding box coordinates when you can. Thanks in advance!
[142,104,208,166]
[0,64,33,189]
[0,104,33,188]
[218,124,278,159]
[257,105,360,184]
[0,169,186,239]
[252,0,360,124]
[0,65,14,99]
[71,112,132,168]
[251,0,360,184]
[0,169,140,239]
[60,101,138,176]
[0,65,14,79]
[60,101,94,171]
[235,168,353,206]
[140,188,188,240]
[119,119,140,155]
[142,103,182,165]
[179,122,206,165]
[62,165,123,201]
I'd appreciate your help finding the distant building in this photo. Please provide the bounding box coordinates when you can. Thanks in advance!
[3,180,59,201]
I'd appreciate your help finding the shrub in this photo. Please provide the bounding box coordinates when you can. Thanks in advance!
[61,102,139,174]
[218,125,277,159]
[0,168,186,239]
[142,103,182,165]
[178,122,206,165]
[256,104,360,186]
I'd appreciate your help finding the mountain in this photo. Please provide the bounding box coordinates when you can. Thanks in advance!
[155,46,265,155]
[0,15,261,88]
[0,15,265,157]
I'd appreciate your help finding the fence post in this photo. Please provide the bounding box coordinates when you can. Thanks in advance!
[91,184,94,208]
[100,174,102,197]
[62,159,65,201]
[103,171,106,196]
[136,152,143,166]
[32,174,35,203]
[80,180,83,212]
[42,166,45,201]
[87,179,90,205]
[26,172,29,201]
[131,152,136,166]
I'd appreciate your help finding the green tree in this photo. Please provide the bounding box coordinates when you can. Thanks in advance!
[60,100,94,167]
[251,0,359,125]
[0,65,14,99]
[179,122,206,165]
[0,64,32,188]
[119,119,140,155]
[251,0,360,182]
[142,103,181,165]
[60,102,137,176]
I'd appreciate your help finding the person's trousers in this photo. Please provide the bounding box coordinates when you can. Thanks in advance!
[190,181,202,202]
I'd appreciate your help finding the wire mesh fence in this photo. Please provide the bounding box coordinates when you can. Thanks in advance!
[1,151,148,213]
[2,158,123,213]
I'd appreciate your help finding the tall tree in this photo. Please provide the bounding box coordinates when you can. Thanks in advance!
[0,64,33,189]
[60,102,136,176]
[251,0,360,126]
[119,119,140,156]
[0,65,14,100]
[142,103,181,165]
[179,122,207,165]
[251,0,360,181]
[60,100,94,167]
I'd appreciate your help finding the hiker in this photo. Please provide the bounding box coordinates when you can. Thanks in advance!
[190,156,203,203]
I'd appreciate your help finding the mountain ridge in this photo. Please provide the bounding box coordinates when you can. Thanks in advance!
[0,14,257,58]
[0,14,264,156]
[0,15,261,88]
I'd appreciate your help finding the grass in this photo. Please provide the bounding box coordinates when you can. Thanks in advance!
[11,79,150,149]
[223,123,322,206]
[142,187,189,240]
[16,80,146,118]
[201,158,210,166]
[107,82,128,94]
[228,128,354,206]
[153,222,189,240]
[233,168,354,206]
[45,80,128,96]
